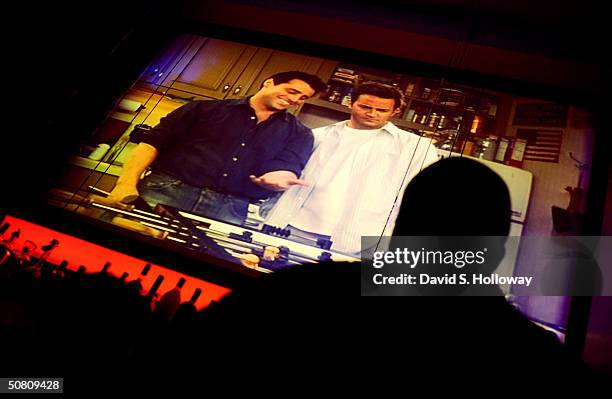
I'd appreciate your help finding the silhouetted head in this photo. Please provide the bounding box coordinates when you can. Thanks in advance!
[388,157,512,295]
[394,157,511,236]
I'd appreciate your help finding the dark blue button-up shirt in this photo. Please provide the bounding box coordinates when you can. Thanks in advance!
[132,97,314,201]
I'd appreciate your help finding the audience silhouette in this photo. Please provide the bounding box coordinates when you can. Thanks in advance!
[182,157,605,390]
[0,157,608,392]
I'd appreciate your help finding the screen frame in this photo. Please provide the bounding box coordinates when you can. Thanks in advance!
[3,16,609,290]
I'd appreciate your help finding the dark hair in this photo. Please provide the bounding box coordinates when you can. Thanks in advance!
[352,82,404,109]
[393,157,511,236]
[264,71,327,94]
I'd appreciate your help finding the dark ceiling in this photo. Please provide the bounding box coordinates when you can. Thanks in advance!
[229,0,606,64]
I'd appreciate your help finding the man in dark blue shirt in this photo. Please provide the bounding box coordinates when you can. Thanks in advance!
[107,71,326,225]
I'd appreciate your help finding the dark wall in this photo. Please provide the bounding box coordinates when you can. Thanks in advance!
[3,0,609,227]
[230,0,606,64]
[2,0,610,366]
[2,1,177,217]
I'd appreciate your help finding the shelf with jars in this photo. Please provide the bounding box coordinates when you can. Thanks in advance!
[399,77,499,134]
[299,64,510,162]
[303,97,421,132]
[311,64,423,131]
[398,77,519,166]
[319,64,406,109]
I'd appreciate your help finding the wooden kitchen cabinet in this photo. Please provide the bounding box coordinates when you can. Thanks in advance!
[100,36,338,172]
[139,34,198,86]
[139,34,337,101]
[158,36,259,99]
[225,50,336,99]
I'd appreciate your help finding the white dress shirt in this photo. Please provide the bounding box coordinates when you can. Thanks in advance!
[265,120,440,255]
[290,124,381,235]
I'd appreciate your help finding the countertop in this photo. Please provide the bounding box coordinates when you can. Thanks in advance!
[69,155,123,176]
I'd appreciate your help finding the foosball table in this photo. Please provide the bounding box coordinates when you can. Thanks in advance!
[48,187,360,273]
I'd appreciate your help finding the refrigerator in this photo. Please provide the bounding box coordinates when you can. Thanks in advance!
[438,150,533,294]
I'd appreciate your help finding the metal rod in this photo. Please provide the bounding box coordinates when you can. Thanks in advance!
[88,186,111,196]
[90,203,169,225]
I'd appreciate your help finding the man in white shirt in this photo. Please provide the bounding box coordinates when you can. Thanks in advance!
[263,82,439,255]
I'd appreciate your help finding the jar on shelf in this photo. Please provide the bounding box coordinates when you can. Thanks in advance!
[438,88,465,108]
[453,135,475,156]
[488,103,498,117]
[472,135,498,161]
[405,82,416,97]
[404,108,416,122]
[341,87,353,106]
[437,115,446,129]
[507,137,527,168]
[319,84,332,100]
[428,113,439,128]
[470,115,481,134]
[326,86,343,103]
[463,139,475,156]
[495,137,510,163]
[485,135,499,160]
[445,115,463,131]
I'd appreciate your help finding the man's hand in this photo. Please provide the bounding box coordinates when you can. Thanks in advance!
[249,171,310,191]
[105,183,140,204]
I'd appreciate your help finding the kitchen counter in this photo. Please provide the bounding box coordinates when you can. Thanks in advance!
[69,155,123,176]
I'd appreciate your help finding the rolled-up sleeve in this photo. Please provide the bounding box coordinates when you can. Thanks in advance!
[259,125,314,177]
[131,100,207,151]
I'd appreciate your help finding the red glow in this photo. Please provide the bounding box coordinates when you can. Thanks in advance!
[2,215,231,310]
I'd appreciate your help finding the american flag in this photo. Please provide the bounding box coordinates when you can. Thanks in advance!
[516,128,563,163]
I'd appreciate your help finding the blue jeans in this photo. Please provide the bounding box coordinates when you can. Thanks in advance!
[138,171,250,226]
